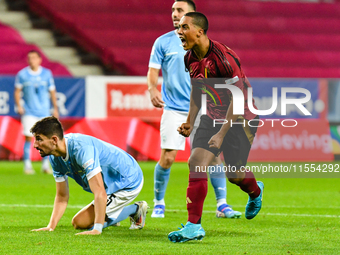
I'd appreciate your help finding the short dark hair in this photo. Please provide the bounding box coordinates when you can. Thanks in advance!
[184,12,208,34]
[28,50,41,58]
[175,0,196,11]
[30,116,64,140]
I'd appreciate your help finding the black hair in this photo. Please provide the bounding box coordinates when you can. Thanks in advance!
[184,12,208,34]
[175,0,196,11]
[30,116,64,140]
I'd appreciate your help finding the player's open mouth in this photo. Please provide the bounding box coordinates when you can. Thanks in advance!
[180,37,186,47]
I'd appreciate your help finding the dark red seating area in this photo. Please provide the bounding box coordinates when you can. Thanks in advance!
[27,0,340,77]
[0,23,71,76]
[0,24,26,44]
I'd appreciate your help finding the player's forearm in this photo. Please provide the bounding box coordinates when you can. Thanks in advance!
[14,89,21,107]
[93,192,107,225]
[50,90,58,111]
[48,196,68,229]
[188,89,200,127]
[147,68,159,91]
[188,102,199,127]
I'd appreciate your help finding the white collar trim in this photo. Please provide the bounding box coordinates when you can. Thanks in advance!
[27,66,42,76]
[62,138,69,162]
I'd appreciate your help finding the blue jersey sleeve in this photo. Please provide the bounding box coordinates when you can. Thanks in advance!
[50,156,68,182]
[14,72,23,89]
[149,37,164,70]
[74,145,102,181]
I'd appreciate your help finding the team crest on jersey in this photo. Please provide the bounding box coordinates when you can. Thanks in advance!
[204,67,210,78]
[82,158,94,170]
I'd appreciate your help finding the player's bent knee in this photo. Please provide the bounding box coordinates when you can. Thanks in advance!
[160,154,176,169]
[187,156,191,169]
[227,169,246,184]
[188,156,202,171]
[71,217,91,229]
[71,217,79,229]
[228,177,243,185]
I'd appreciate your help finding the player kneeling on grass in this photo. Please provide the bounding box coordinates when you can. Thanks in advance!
[30,116,148,235]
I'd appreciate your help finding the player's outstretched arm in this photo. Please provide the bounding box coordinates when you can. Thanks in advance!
[76,172,106,235]
[32,180,69,232]
[147,67,165,108]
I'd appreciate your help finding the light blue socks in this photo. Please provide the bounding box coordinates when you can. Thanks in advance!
[154,163,171,203]
[104,204,138,229]
[209,163,227,206]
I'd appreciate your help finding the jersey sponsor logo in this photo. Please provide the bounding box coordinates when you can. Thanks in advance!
[82,158,94,170]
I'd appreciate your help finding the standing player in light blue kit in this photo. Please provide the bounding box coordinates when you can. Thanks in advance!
[30,117,148,235]
[147,0,241,219]
[14,50,59,174]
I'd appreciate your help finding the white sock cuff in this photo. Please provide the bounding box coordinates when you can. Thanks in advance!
[24,159,32,169]
[217,199,227,208]
[153,199,165,206]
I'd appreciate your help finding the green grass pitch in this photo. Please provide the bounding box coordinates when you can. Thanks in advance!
[0,161,340,254]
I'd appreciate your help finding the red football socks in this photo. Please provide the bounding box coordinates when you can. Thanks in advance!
[186,172,208,224]
[238,170,261,199]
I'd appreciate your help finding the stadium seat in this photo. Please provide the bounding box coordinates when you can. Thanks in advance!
[0,22,71,75]
[26,0,340,77]
[0,23,26,44]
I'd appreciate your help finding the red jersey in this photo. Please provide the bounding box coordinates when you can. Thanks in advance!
[184,39,257,121]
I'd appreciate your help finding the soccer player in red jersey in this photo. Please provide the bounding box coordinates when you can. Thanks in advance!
[168,12,264,243]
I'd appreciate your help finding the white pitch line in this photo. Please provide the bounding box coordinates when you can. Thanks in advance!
[180,204,340,209]
[165,209,340,218]
[264,212,340,218]
[1,204,339,218]
[2,203,340,210]
[0,204,82,209]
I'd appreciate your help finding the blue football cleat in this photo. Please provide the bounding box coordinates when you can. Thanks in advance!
[245,181,264,219]
[216,204,242,218]
[168,222,205,243]
[151,205,165,218]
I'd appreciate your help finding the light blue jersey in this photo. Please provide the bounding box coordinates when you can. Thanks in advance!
[50,133,143,194]
[149,30,191,112]
[15,66,55,117]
